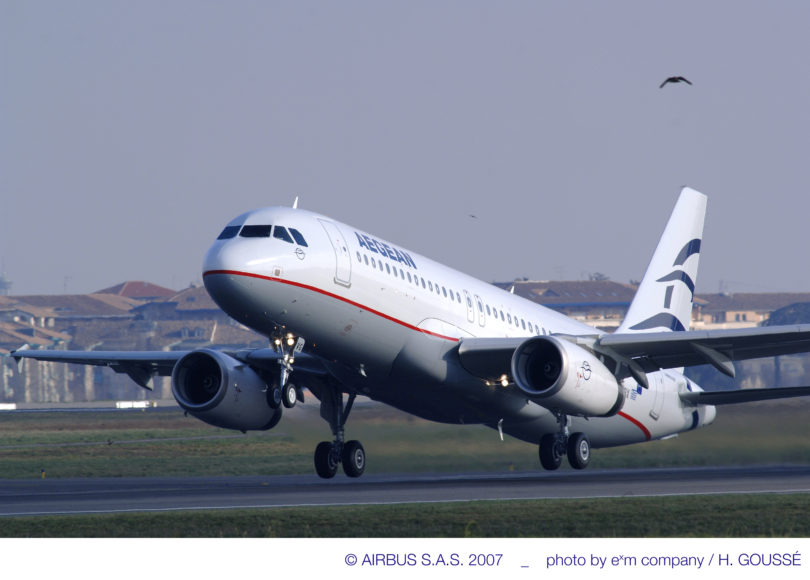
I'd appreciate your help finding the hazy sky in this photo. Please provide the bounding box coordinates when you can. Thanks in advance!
[3,1,810,296]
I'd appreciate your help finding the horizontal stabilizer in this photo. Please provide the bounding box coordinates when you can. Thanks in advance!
[681,385,810,406]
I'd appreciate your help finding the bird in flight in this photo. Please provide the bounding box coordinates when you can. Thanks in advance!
[659,76,692,89]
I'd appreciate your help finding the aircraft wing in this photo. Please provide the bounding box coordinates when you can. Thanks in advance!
[11,346,329,390]
[597,324,810,377]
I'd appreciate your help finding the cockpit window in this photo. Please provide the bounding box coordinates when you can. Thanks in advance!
[217,225,241,240]
[240,225,272,238]
[273,226,294,244]
[289,228,308,247]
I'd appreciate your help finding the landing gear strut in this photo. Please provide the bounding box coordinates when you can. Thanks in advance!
[313,386,366,479]
[538,412,590,471]
[266,333,305,409]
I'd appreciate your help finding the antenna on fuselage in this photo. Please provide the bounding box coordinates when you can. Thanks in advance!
[292,196,299,209]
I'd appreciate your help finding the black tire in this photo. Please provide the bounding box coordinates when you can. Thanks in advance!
[567,432,591,470]
[267,384,282,409]
[342,440,366,478]
[282,382,297,408]
[314,441,339,479]
[539,433,563,470]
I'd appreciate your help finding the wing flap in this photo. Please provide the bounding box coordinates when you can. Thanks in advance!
[598,324,810,371]
[10,346,331,390]
[12,348,186,390]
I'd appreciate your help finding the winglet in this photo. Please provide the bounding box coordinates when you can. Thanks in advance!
[617,187,707,334]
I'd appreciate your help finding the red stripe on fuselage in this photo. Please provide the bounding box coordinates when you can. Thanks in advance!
[203,269,461,343]
[617,411,652,440]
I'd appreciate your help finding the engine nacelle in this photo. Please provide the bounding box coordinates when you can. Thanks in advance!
[171,348,281,431]
[511,336,624,417]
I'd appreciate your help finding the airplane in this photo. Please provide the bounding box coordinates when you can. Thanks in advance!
[12,186,810,478]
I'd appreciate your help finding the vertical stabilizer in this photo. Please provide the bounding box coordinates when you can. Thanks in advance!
[617,187,707,334]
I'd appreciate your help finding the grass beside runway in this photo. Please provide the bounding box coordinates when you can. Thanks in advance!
[1,494,809,537]
[1,400,809,537]
[1,400,809,536]
[1,400,809,479]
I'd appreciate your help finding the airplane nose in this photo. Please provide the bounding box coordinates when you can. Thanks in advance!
[203,237,247,275]
[203,241,257,325]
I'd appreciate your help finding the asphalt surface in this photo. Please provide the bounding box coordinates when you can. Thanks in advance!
[1,464,809,516]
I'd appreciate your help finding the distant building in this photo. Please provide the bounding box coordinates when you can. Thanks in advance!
[493,280,638,329]
[494,280,810,331]
[96,280,176,301]
[691,292,810,329]
[0,282,266,403]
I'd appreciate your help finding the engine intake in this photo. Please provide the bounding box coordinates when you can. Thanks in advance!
[511,336,624,417]
[172,349,281,431]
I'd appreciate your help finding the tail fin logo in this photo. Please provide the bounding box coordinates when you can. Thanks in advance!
[629,238,701,332]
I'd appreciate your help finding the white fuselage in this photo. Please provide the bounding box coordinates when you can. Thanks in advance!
[202,206,715,448]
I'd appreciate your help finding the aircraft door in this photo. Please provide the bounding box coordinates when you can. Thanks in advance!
[463,290,475,323]
[475,295,485,327]
[318,219,352,287]
[648,371,665,420]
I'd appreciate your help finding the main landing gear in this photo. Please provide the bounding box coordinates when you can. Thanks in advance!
[313,387,366,479]
[539,412,590,471]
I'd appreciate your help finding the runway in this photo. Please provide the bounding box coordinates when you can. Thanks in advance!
[2,464,810,517]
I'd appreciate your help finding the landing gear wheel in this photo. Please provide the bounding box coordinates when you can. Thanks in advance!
[567,432,590,470]
[314,441,339,479]
[539,433,563,470]
[267,385,282,409]
[282,382,298,408]
[342,440,366,478]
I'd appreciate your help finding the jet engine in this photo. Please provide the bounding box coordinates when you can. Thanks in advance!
[511,336,624,417]
[171,349,282,431]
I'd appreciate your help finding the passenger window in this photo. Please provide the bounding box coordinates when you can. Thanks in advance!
[364,255,369,265]
[273,226,294,244]
[421,278,426,288]
[240,225,272,238]
[371,258,376,268]
[289,228,308,247]
[428,281,433,291]
[356,252,362,262]
[407,272,412,283]
[442,287,447,298]
[217,225,241,240]
[486,305,491,315]
[385,263,391,274]
[521,319,526,329]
